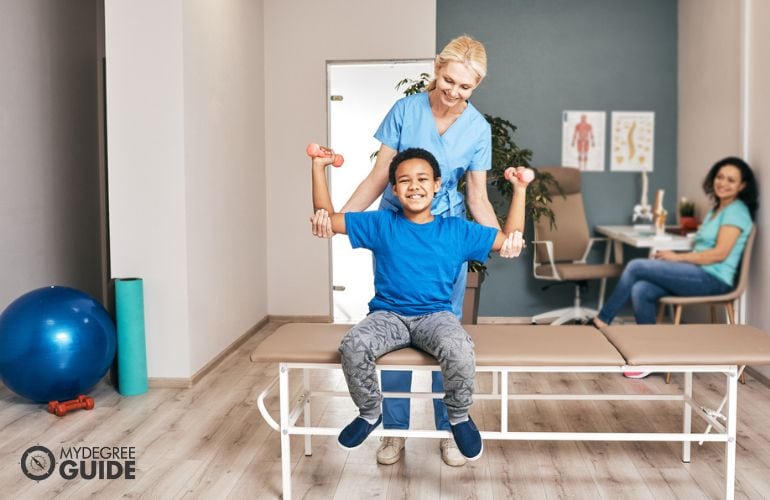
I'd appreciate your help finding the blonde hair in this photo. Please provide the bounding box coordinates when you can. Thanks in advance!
[427,35,488,91]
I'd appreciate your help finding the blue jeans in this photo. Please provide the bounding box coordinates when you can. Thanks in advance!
[381,261,466,431]
[597,258,732,325]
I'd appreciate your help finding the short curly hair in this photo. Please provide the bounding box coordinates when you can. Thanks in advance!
[388,148,441,185]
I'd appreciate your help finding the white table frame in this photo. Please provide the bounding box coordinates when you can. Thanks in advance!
[257,362,741,500]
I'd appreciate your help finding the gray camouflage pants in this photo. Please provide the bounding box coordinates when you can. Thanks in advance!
[338,310,476,422]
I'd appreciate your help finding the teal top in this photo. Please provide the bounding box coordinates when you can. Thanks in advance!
[693,199,753,286]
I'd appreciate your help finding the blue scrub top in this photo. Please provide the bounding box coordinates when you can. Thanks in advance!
[374,92,492,217]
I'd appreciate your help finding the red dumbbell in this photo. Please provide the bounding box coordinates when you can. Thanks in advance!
[306,143,344,167]
[504,167,535,183]
[47,395,95,417]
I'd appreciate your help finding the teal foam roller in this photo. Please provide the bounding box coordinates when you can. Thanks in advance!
[115,278,148,396]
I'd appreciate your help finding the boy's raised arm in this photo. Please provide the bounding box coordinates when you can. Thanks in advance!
[490,167,532,255]
[311,156,347,235]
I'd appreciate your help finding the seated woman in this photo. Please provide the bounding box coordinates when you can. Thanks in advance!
[593,157,758,377]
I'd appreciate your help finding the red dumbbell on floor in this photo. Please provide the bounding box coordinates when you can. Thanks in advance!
[47,395,95,417]
[306,143,344,167]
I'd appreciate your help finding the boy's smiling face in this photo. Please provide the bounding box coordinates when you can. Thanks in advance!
[392,158,441,218]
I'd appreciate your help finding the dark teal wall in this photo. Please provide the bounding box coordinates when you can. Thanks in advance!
[437,0,678,317]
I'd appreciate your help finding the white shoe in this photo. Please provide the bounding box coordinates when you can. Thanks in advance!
[376,436,405,465]
[440,438,467,467]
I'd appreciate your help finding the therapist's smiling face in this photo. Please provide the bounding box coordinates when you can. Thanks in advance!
[433,61,479,109]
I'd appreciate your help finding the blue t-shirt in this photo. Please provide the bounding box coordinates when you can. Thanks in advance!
[345,210,498,316]
[693,199,753,286]
[374,92,492,217]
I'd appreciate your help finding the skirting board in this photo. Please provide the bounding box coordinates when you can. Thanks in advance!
[268,315,331,323]
[147,315,331,389]
[478,316,532,324]
[746,366,770,387]
[189,316,271,385]
[148,378,192,389]
[148,316,270,389]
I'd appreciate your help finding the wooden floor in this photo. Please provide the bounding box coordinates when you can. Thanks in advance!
[2,320,770,499]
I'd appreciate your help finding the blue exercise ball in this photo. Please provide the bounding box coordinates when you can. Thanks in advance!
[0,286,117,403]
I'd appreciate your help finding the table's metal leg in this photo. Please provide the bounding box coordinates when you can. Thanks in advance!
[614,240,624,264]
[303,369,312,456]
[279,364,292,500]
[500,370,508,432]
[725,369,738,500]
[598,278,607,311]
[598,241,612,310]
[682,371,692,462]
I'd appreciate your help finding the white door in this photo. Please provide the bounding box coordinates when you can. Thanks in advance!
[327,60,433,323]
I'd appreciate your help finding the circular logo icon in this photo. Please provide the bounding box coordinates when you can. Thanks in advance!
[20,445,56,481]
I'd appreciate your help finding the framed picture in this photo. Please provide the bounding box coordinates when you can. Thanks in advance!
[611,111,654,172]
[561,111,605,171]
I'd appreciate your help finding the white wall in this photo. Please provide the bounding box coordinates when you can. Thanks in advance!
[105,0,191,378]
[105,0,266,378]
[183,0,266,372]
[263,0,437,316]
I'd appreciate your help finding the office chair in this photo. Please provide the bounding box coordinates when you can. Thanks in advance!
[531,167,623,325]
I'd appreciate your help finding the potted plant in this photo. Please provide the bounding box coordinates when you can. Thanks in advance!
[679,197,698,232]
[397,76,561,324]
[460,116,560,323]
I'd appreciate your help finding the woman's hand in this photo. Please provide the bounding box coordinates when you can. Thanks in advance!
[654,250,682,262]
[310,209,335,238]
[499,230,524,258]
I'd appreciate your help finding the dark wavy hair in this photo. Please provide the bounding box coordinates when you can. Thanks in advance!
[388,147,441,185]
[702,156,758,220]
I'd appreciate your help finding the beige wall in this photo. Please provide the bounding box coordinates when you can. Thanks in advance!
[105,0,266,378]
[746,0,770,337]
[263,0,437,316]
[678,0,741,219]
[679,0,769,343]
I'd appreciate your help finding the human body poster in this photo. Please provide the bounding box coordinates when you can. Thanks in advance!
[561,111,605,171]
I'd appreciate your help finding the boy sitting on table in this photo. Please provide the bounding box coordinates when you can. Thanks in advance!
[310,147,530,460]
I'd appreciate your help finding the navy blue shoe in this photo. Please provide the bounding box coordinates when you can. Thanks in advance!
[450,416,483,460]
[338,415,382,451]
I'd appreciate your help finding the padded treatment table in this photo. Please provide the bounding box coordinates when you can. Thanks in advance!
[251,323,770,500]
